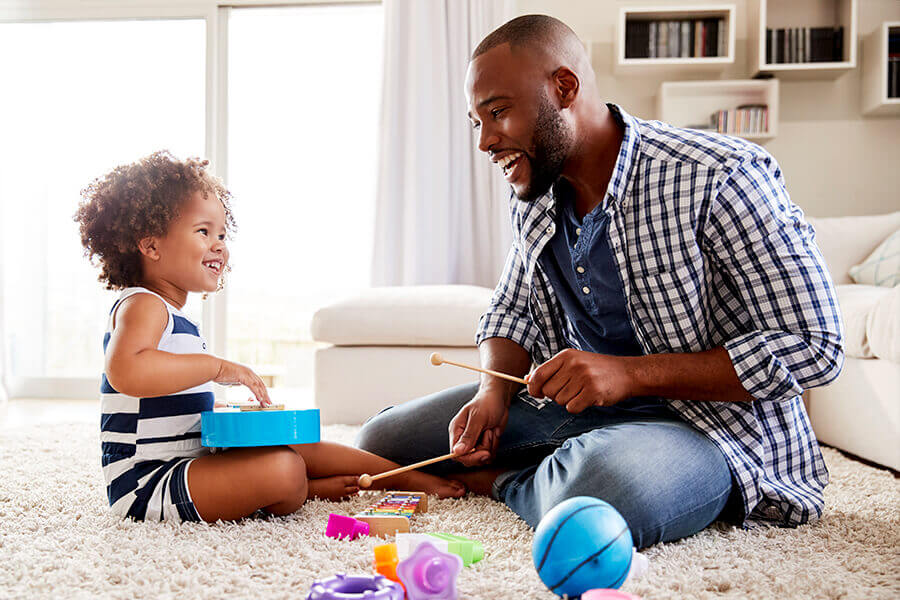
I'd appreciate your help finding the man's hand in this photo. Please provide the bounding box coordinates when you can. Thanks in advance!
[526,349,635,413]
[448,391,510,467]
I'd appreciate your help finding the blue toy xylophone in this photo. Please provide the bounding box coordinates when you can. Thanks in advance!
[200,408,321,447]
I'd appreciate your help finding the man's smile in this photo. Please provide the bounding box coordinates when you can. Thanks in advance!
[494,151,525,181]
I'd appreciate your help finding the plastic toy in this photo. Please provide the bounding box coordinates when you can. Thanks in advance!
[353,491,428,537]
[581,591,641,600]
[532,496,633,597]
[306,573,403,600]
[396,541,462,600]
[396,532,484,566]
[373,543,403,585]
[325,513,370,540]
[200,408,320,447]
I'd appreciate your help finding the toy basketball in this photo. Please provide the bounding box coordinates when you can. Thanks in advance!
[200,409,320,447]
[532,496,633,597]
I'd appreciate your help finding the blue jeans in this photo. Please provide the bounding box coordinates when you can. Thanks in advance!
[355,382,735,549]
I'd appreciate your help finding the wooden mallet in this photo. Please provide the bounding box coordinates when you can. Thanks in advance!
[358,451,462,488]
[429,352,528,385]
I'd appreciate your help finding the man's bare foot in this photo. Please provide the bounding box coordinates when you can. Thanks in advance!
[308,475,360,501]
[447,467,508,496]
[380,470,466,498]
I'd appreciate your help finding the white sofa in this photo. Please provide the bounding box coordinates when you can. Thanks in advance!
[805,212,900,471]
[311,213,900,471]
[310,285,492,425]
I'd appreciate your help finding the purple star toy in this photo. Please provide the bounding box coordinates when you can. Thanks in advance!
[396,541,463,600]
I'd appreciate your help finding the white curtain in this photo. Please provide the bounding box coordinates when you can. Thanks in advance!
[371,0,515,287]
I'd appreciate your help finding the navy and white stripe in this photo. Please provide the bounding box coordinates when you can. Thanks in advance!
[100,287,214,521]
[476,104,843,527]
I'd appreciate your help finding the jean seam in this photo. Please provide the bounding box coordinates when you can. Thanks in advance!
[549,416,576,438]
[498,438,563,454]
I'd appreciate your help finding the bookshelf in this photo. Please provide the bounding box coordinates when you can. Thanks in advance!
[615,4,736,75]
[749,0,858,79]
[657,79,779,142]
[861,21,900,117]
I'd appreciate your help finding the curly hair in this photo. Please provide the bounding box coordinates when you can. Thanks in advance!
[74,150,236,290]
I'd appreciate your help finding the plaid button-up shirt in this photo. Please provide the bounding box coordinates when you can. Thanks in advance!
[476,104,844,527]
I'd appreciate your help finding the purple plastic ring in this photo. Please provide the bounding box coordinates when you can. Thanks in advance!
[306,573,404,600]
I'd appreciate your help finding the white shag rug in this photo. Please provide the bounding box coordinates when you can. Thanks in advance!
[2,422,898,600]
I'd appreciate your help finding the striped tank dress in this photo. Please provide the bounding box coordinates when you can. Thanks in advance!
[100,287,214,522]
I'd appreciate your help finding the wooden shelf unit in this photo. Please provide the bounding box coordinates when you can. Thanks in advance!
[749,0,858,79]
[861,21,900,117]
[615,4,736,75]
[656,79,779,143]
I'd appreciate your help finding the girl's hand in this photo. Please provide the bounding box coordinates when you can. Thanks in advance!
[214,359,271,406]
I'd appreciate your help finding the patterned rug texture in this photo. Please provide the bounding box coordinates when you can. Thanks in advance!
[1,422,898,599]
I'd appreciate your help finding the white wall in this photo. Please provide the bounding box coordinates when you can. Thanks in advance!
[514,0,900,218]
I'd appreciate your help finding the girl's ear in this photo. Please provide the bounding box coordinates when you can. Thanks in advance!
[137,237,160,261]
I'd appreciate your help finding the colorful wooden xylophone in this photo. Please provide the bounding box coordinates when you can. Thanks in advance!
[353,492,428,537]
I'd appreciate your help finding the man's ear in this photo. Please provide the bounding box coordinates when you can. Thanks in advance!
[137,237,160,261]
[553,67,579,109]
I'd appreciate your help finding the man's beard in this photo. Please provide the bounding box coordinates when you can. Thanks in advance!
[516,92,573,202]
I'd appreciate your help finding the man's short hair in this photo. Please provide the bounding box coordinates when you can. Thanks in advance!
[472,14,580,60]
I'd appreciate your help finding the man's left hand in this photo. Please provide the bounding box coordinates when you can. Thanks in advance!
[526,349,636,413]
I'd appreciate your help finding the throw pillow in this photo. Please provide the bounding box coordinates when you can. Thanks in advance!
[849,228,900,287]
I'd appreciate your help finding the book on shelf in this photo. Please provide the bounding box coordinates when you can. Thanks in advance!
[707,104,768,137]
[766,26,843,64]
[890,29,900,99]
[625,18,726,59]
[890,55,899,99]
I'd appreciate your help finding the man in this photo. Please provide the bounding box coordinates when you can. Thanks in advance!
[356,15,843,548]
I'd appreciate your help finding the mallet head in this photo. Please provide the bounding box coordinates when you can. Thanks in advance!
[429,352,444,366]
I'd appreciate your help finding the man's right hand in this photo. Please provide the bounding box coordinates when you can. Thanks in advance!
[448,391,510,467]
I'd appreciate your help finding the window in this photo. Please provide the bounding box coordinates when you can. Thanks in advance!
[225,4,383,398]
[0,19,206,394]
[0,3,384,401]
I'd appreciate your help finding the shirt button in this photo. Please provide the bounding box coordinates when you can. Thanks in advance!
[576,266,585,274]
[575,227,582,236]
[582,286,590,294]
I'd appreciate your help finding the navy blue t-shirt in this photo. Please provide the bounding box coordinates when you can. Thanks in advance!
[539,182,666,415]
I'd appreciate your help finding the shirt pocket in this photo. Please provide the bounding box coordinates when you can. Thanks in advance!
[630,258,707,352]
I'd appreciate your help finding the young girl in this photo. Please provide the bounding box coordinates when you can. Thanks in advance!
[75,151,465,523]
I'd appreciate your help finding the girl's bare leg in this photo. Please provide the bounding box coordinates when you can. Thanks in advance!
[290,442,465,498]
[188,446,308,522]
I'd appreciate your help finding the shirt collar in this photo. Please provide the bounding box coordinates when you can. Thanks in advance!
[603,103,640,208]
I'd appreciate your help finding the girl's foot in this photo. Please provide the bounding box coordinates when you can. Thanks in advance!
[384,470,466,498]
[308,475,360,501]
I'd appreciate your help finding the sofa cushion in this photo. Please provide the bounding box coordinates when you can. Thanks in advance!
[835,284,899,362]
[807,212,900,285]
[849,228,900,287]
[311,285,493,346]
[867,285,900,362]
